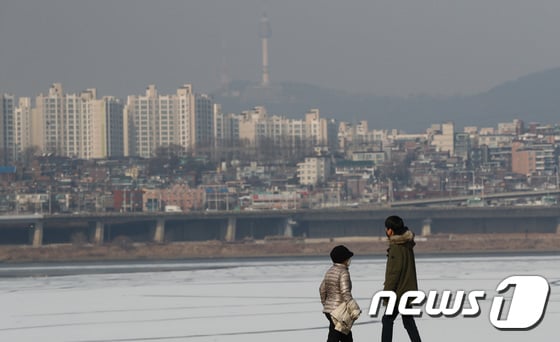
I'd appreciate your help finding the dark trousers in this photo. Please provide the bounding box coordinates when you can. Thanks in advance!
[381,313,421,342]
[325,313,353,342]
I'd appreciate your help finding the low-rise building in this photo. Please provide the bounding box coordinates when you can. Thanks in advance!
[297,156,331,186]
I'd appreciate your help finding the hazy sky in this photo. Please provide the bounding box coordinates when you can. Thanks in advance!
[2,0,560,98]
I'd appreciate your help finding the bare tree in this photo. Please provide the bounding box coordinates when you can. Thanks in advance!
[21,146,41,168]
[148,144,186,176]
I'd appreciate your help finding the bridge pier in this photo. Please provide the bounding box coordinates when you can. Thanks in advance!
[284,218,296,238]
[32,222,43,247]
[94,221,104,244]
[153,218,165,243]
[421,218,432,236]
[225,217,237,242]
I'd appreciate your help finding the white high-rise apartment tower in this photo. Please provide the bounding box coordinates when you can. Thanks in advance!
[36,84,94,158]
[35,83,123,159]
[13,98,33,161]
[125,84,210,158]
[126,85,174,157]
[236,107,329,148]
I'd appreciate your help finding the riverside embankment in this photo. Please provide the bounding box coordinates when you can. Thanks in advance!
[1,233,559,263]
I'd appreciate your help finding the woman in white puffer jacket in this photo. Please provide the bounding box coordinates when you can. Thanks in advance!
[320,245,361,342]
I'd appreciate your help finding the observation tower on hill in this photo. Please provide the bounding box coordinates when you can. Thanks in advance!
[259,13,272,87]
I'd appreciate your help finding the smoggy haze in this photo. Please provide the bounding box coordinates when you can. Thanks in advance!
[1,0,560,98]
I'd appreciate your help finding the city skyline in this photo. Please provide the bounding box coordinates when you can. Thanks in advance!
[1,81,558,216]
[2,80,559,169]
[2,1,560,99]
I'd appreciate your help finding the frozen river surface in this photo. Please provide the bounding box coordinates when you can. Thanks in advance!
[0,253,558,341]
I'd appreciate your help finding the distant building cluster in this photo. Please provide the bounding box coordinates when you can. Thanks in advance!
[1,10,558,214]
[1,83,560,214]
[0,83,335,162]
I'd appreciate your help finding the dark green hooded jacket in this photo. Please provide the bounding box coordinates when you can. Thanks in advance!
[383,230,419,302]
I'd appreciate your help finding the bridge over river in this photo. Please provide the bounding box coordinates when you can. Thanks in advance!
[1,205,559,247]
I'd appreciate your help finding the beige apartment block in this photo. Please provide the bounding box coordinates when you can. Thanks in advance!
[237,106,329,148]
[35,84,123,159]
[297,156,331,186]
[124,84,213,158]
[431,121,455,155]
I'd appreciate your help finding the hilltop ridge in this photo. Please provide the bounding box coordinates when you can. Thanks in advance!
[213,67,560,131]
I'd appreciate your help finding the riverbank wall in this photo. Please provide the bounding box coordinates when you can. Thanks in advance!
[1,233,559,263]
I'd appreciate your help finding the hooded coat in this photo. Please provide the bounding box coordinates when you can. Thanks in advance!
[383,230,419,302]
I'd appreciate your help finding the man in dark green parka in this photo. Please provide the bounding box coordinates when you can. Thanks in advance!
[381,215,422,342]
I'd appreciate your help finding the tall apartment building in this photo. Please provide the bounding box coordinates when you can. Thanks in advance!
[338,120,370,149]
[237,106,329,148]
[213,104,239,147]
[454,132,471,162]
[304,109,328,146]
[498,119,524,135]
[512,140,557,176]
[125,85,177,157]
[0,94,15,164]
[176,84,196,152]
[36,84,88,158]
[326,119,339,153]
[512,141,537,176]
[13,98,33,162]
[431,121,455,155]
[195,94,214,149]
[297,156,331,185]
[35,84,123,159]
[92,96,124,158]
[257,114,287,145]
[478,134,514,149]
[124,84,211,158]
[0,95,35,164]
[238,106,267,144]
